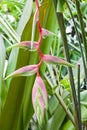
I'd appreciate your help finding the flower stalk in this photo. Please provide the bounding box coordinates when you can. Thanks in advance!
[56,11,80,130]
[74,0,87,66]
[65,0,87,87]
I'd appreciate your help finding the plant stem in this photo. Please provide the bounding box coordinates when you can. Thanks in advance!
[55,92,75,126]
[74,0,87,66]
[56,12,80,130]
[77,64,82,130]
[44,74,75,126]
[65,0,87,89]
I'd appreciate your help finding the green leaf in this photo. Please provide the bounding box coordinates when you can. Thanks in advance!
[48,95,58,115]
[61,120,75,130]
[80,2,87,14]
[5,0,33,87]
[80,90,87,122]
[60,78,70,91]
[0,0,33,130]
[17,0,33,35]
[45,88,71,130]
[0,35,6,114]
[0,1,61,130]
[81,105,87,122]
[40,0,58,75]
[80,90,87,106]
[57,0,66,12]
[31,8,39,49]
[22,1,57,129]
[46,100,66,130]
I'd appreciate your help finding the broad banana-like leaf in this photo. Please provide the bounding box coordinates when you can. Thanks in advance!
[22,2,51,129]
[0,1,59,130]
[0,0,33,130]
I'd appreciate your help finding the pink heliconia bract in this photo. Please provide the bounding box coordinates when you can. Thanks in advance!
[42,28,57,37]
[42,54,74,67]
[7,41,39,51]
[4,64,39,80]
[32,75,48,125]
[18,41,39,50]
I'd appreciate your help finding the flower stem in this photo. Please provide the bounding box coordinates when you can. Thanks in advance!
[65,0,87,88]
[77,64,82,130]
[44,74,75,126]
[56,12,80,130]
[74,0,87,66]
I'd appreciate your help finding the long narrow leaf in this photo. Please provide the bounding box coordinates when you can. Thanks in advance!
[17,0,33,35]
[0,35,6,114]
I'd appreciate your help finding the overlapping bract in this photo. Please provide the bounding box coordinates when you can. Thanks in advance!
[32,75,48,125]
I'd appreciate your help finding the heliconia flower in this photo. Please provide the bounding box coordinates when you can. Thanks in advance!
[4,64,39,80]
[41,28,57,37]
[7,41,39,52]
[32,75,48,126]
[42,54,75,67]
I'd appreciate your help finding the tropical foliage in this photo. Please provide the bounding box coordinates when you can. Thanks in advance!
[0,0,87,130]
